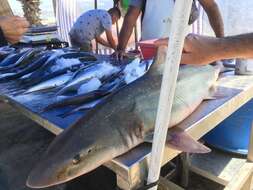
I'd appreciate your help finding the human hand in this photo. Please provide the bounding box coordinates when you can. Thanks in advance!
[154,38,169,47]
[111,50,129,61]
[181,34,220,65]
[0,16,30,44]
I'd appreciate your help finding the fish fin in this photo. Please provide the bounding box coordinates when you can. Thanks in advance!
[166,130,211,154]
[203,94,225,100]
[144,131,211,154]
[204,86,226,101]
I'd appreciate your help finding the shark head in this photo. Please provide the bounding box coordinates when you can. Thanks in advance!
[27,117,118,188]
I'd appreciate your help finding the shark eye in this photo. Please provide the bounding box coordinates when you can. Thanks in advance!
[72,154,81,165]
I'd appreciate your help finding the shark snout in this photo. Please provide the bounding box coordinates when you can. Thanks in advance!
[27,168,55,188]
[27,163,66,189]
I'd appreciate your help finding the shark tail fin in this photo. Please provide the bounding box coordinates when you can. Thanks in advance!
[166,130,211,154]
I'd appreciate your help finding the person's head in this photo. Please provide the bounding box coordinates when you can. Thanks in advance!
[108,7,121,24]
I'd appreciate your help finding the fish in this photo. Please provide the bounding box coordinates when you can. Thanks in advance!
[0,48,31,68]
[0,48,43,72]
[20,51,97,86]
[0,46,16,61]
[44,76,126,112]
[56,61,120,96]
[25,72,74,94]
[44,59,152,111]
[27,47,219,188]
[0,51,53,82]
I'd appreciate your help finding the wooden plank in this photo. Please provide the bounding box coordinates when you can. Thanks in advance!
[247,124,253,162]
[224,162,253,190]
[190,164,228,186]
[0,0,13,16]
[147,0,193,189]
[190,150,247,186]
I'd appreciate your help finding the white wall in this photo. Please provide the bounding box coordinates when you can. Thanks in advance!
[203,0,253,36]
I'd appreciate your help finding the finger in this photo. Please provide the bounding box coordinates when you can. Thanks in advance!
[154,38,169,47]
[120,53,124,61]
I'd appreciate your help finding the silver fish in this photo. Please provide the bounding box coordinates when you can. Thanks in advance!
[56,62,120,96]
[25,73,73,94]
[27,48,219,188]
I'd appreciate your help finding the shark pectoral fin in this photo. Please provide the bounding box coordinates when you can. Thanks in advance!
[166,131,211,154]
[144,131,210,154]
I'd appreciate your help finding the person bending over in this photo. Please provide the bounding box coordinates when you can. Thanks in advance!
[69,7,121,51]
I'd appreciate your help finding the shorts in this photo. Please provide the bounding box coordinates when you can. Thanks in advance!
[129,0,146,10]
[69,34,92,52]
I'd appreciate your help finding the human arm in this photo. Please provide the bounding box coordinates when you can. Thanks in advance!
[117,6,141,51]
[95,36,111,48]
[154,33,253,65]
[198,0,224,37]
[0,16,29,44]
[95,31,117,50]
[182,33,253,64]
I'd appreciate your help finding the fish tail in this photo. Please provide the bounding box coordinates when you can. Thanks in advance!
[166,130,211,154]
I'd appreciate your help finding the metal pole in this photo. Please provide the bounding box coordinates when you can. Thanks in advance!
[134,25,138,50]
[115,2,120,46]
[94,0,99,54]
[52,0,56,17]
[147,0,193,189]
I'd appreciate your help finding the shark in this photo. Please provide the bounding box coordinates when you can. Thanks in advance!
[27,47,220,188]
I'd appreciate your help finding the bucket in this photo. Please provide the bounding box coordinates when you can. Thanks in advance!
[138,40,158,59]
[203,99,253,155]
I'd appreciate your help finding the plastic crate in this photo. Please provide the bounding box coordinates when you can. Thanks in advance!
[138,39,158,59]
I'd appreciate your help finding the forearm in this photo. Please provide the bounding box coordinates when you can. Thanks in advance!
[217,33,253,59]
[206,5,224,37]
[118,7,140,51]
[103,29,118,50]
[199,0,224,37]
[96,37,110,48]
[181,33,253,65]
[108,39,117,50]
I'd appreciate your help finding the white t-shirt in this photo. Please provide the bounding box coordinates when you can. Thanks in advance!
[141,0,194,40]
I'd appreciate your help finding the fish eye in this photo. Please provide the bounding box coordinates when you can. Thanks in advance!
[88,149,92,154]
[72,154,81,165]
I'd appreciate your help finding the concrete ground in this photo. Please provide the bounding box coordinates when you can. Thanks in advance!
[0,103,223,190]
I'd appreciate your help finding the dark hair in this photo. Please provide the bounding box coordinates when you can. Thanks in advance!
[108,7,121,18]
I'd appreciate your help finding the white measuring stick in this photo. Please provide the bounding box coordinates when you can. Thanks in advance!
[147,0,193,189]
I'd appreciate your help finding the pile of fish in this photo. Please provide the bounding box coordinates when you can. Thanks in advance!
[0,47,153,116]
[25,48,221,188]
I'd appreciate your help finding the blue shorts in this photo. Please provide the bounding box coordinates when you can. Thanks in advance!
[129,0,145,10]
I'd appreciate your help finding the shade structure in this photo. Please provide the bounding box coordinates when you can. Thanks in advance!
[0,0,13,16]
